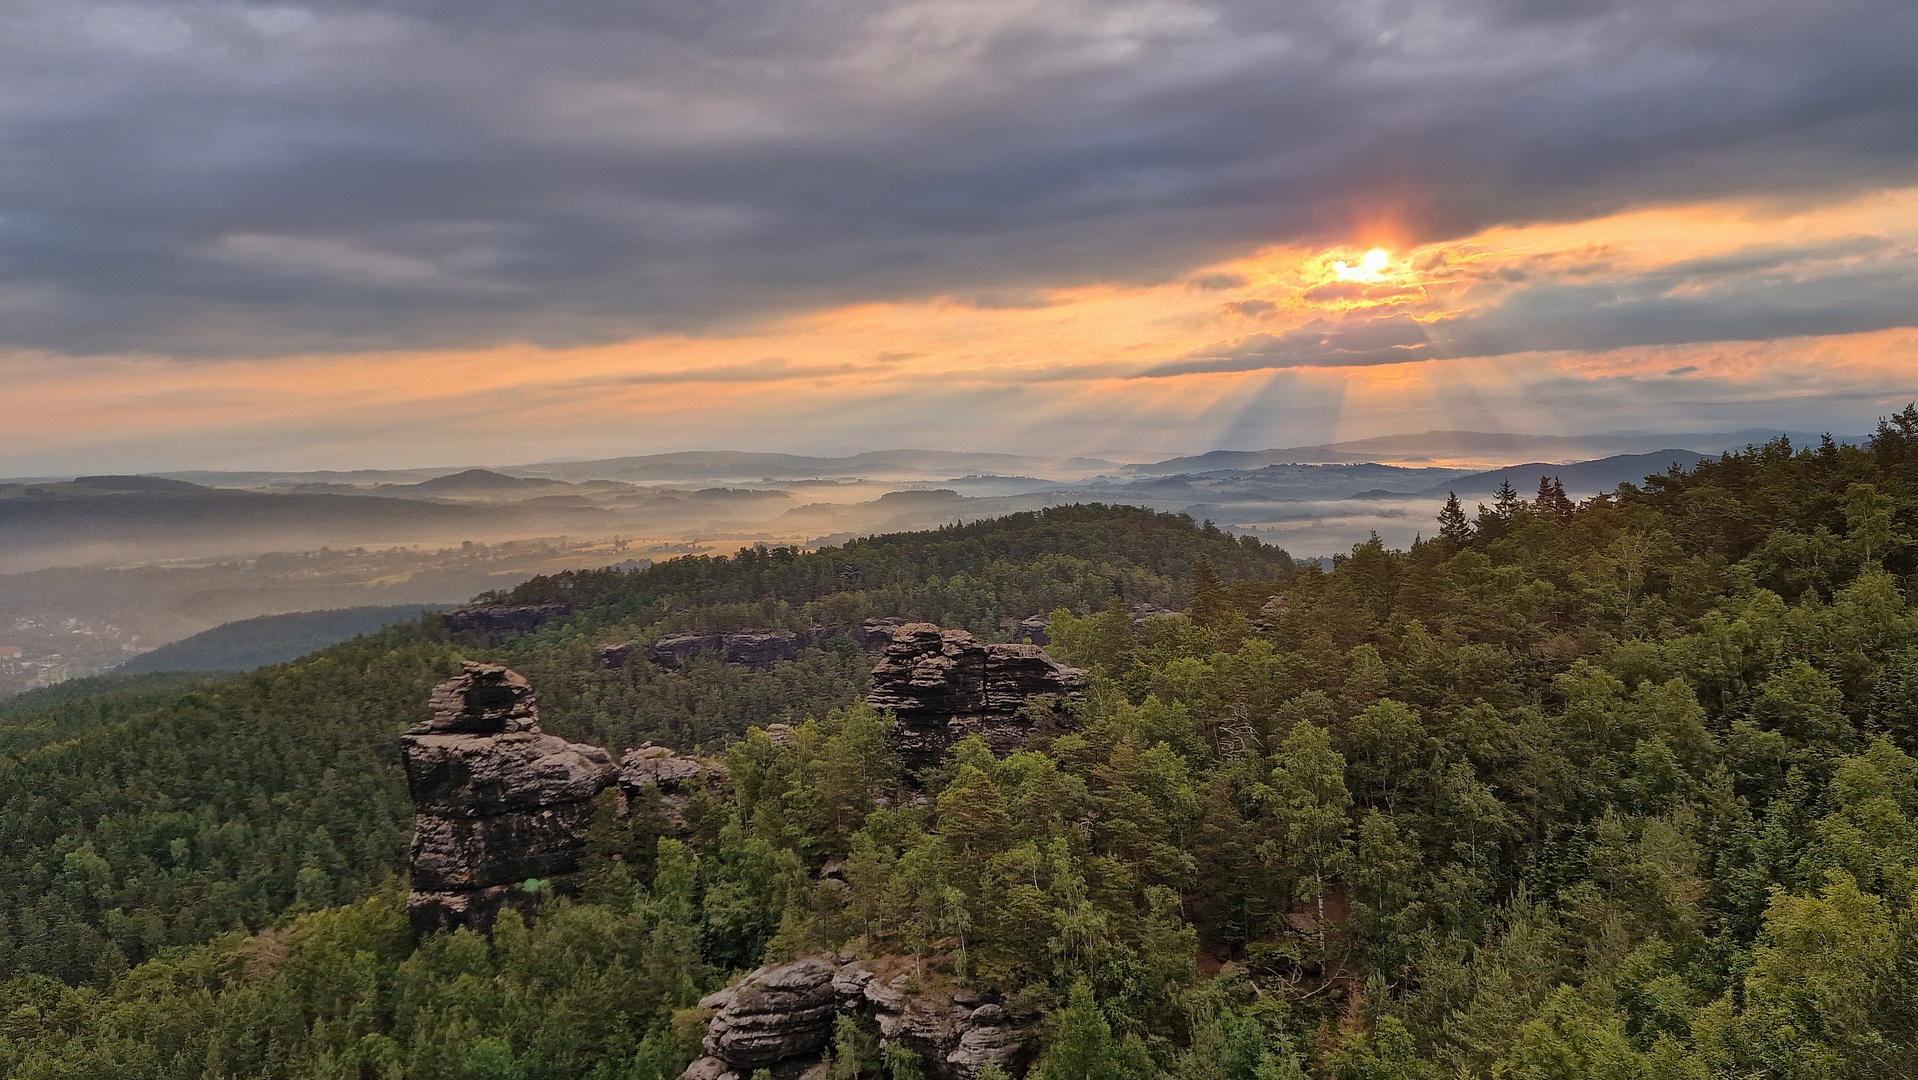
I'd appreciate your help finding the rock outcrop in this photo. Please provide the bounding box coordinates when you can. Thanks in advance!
[651,630,802,669]
[618,743,728,833]
[402,662,616,934]
[868,624,1084,769]
[1011,614,1050,646]
[441,602,572,636]
[850,618,909,648]
[596,640,638,668]
[681,954,1034,1080]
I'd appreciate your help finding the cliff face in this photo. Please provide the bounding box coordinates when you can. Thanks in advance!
[867,624,1084,769]
[440,603,572,636]
[682,953,1033,1080]
[650,630,802,669]
[401,662,616,934]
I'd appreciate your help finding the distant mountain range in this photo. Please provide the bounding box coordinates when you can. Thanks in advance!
[152,450,1129,488]
[1426,450,1714,496]
[0,427,1877,580]
[97,427,1863,490]
[1122,429,1864,475]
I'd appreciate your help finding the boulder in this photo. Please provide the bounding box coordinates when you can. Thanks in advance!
[867,624,1083,769]
[420,663,538,734]
[948,1020,1030,1077]
[402,662,614,934]
[619,743,711,790]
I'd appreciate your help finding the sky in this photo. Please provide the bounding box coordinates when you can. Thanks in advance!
[5,0,1918,474]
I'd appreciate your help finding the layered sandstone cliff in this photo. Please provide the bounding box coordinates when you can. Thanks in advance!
[681,953,1033,1080]
[650,630,804,669]
[867,623,1084,769]
[441,603,573,636]
[401,662,616,933]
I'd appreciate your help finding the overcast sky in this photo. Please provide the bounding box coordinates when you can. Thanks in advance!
[5,0,1917,472]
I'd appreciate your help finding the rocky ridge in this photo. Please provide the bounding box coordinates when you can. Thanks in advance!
[649,629,804,669]
[404,629,1079,1072]
[441,602,573,636]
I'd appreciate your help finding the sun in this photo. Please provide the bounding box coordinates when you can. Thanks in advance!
[1333,248,1392,281]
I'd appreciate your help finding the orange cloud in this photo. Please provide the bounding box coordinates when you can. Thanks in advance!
[7,187,1918,473]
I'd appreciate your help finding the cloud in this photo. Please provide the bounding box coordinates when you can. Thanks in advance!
[573,357,905,386]
[1145,314,1438,376]
[1433,242,1918,356]
[2,0,1915,355]
[1134,230,1918,378]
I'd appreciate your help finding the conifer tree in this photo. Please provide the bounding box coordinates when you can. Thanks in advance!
[1187,557,1227,627]
[1437,493,1472,544]
[1037,982,1128,1080]
[1493,478,1522,517]
[1535,476,1574,521]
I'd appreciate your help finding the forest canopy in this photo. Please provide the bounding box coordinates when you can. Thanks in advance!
[4,408,1918,1080]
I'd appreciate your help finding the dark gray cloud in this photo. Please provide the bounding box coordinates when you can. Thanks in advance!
[1149,236,1918,376]
[1433,242,1918,356]
[3,0,1916,355]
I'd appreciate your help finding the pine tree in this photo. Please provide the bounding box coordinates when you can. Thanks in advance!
[1493,478,1522,518]
[1535,476,1574,522]
[1187,557,1227,627]
[1437,493,1472,544]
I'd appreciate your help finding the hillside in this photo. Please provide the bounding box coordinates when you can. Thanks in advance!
[115,604,458,674]
[2,413,1918,1079]
[1427,449,1714,495]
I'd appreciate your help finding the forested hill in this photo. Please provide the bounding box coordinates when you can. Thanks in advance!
[490,502,1284,627]
[5,413,1918,1080]
[0,505,1277,988]
[115,604,456,674]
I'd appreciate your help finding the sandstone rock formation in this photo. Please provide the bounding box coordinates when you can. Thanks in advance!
[850,618,909,648]
[868,623,1084,769]
[680,953,1033,1080]
[596,640,638,668]
[402,662,616,934]
[1012,614,1051,646]
[441,602,573,636]
[618,742,728,833]
[651,629,802,669]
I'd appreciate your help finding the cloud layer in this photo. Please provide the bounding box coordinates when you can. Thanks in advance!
[5,0,1918,355]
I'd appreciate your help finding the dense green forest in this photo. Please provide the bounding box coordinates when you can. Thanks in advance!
[5,411,1918,1079]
